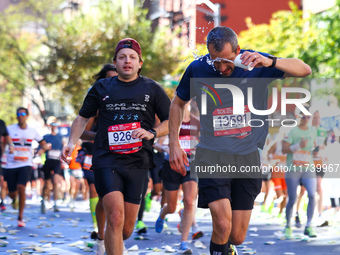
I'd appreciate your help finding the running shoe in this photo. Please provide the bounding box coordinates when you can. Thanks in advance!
[137,227,148,235]
[136,220,148,234]
[144,193,152,212]
[295,215,301,228]
[192,230,204,240]
[267,202,274,214]
[53,204,60,212]
[304,226,317,237]
[136,220,146,229]
[155,210,165,233]
[317,216,329,227]
[179,241,193,254]
[284,226,292,239]
[317,220,329,227]
[177,208,184,233]
[261,204,266,212]
[18,219,25,227]
[179,241,188,250]
[0,203,6,212]
[228,243,238,255]
[91,231,98,240]
[96,239,105,255]
[68,199,75,209]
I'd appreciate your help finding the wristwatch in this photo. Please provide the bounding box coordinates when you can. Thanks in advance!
[149,129,157,139]
[267,55,277,68]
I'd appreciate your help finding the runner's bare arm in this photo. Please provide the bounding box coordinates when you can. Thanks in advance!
[61,115,90,163]
[169,95,189,176]
[4,135,15,154]
[282,141,292,154]
[282,138,308,154]
[154,119,169,138]
[132,120,169,141]
[80,116,96,140]
[39,140,52,151]
[80,130,96,140]
[240,51,311,77]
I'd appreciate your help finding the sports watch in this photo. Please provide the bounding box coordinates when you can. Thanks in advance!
[267,55,277,68]
[149,129,157,139]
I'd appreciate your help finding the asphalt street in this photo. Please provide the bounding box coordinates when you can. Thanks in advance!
[0,197,339,255]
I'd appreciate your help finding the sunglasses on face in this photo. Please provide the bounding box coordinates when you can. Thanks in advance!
[17,112,27,117]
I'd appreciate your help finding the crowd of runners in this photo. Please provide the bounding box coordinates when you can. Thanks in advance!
[0,26,339,255]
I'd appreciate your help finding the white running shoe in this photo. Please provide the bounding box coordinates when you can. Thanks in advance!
[96,239,105,255]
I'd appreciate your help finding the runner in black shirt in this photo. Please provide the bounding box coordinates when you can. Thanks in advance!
[61,38,170,255]
[0,119,15,211]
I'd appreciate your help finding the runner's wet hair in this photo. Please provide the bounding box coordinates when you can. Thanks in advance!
[207,26,238,53]
[93,64,116,82]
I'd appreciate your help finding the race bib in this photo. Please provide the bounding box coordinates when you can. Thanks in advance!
[293,150,311,166]
[48,149,61,160]
[14,147,30,162]
[108,122,142,154]
[179,136,198,153]
[212,106,251,138]
[83,155,92,170]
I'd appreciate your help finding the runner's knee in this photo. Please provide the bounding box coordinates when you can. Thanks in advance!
[229,232,246,245]
[182,196,195,210]
[213,220,231,239]
[167,202,177,214]
[106,209,124,229]
[123,227,134,240]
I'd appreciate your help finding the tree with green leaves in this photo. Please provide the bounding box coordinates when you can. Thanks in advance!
[310,0,340,78]
[0,0,181,124]
[238,2,320,73]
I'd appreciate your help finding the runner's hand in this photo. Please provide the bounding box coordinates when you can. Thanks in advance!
[46,143,52,151]
[240,51,273,68]
[132,128,155,140]
[8,144,15,154]
[61,144,75,164]
[169,144,189,176]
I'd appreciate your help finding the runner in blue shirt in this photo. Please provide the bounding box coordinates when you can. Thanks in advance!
[169,26,311,255]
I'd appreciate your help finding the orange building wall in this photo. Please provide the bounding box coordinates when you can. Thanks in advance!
[196,0,301,44]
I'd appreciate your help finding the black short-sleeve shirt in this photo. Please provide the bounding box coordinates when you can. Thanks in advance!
[79,75,170,170]
[0,119,9,157]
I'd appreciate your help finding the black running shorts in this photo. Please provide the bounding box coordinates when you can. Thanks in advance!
[94,167,149,204]
[42,159,63,180]
[161,159,198,191]
[4,166,32,192]
[83,169,95,185]
[195,148,262,210]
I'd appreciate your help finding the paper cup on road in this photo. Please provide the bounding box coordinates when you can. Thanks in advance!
[234,54,254,71]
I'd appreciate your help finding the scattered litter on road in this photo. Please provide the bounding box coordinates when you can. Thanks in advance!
[128,244,139,251]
